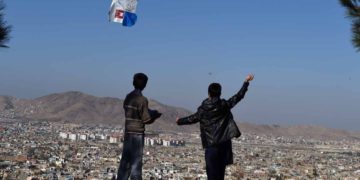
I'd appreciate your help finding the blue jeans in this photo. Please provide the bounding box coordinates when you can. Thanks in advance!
[117,133,144,180]
[205,140,233,180]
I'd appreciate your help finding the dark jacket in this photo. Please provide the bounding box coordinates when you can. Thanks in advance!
[123,90,159,134]
[177,82,249,148]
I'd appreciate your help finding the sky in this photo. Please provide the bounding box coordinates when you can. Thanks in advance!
[1,0,359,131]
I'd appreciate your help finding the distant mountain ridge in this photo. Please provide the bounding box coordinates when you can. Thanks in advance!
[0,91,195,132]
[0,91,359,140]
[237,122,360,141]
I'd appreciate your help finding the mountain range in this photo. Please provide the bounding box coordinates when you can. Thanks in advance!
[0,91,359,141]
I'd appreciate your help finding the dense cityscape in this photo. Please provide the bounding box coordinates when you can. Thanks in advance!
[2,0,360,180]
[1,120,360,180]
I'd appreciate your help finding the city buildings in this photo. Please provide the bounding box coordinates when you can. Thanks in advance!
[0,120,359,179]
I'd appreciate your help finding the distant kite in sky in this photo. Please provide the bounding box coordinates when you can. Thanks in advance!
[109,0,138,27]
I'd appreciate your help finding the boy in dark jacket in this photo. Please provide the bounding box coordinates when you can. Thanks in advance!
[176,74,254,180]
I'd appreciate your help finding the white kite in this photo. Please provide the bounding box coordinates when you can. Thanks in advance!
[109,0,138,27]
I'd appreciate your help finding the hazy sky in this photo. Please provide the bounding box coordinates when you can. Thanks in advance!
[1,1,359,131]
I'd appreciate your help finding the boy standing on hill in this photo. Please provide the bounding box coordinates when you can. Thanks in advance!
[117,73,162,180]
[176,74,254,180]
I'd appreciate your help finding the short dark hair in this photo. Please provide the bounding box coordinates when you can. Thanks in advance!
[133,73,148,90]
[208,83,221,98]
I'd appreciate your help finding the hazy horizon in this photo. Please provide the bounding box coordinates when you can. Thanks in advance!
[1,1,359,131]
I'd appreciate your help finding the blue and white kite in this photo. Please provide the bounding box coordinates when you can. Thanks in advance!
[109,0,138,27]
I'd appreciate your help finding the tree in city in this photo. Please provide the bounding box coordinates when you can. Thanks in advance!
[0,0,11,48]
[339,0,360,51]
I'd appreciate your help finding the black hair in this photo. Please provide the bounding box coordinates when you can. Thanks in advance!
[208,83,221,98]
[133,73,148,90]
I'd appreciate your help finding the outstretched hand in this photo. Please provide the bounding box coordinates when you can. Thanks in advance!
[149,110,162,120]
[176,116,180,124]
[153,111,162,119]
[245,74,255,82]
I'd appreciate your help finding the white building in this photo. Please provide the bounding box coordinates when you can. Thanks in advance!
[79,134,87,141]
[68,134,77,141]
[145,138,156,146]
[59,132,68,139]
[96,134,106,140]
[89,134,96,140]
[163,140,170,147]
[109,137,118,144]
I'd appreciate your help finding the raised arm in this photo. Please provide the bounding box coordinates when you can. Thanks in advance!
[226,74,254,109]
